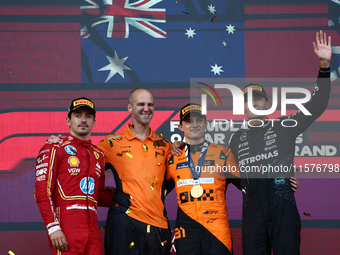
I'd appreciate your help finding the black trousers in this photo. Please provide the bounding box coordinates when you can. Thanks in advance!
[105,207,171,255]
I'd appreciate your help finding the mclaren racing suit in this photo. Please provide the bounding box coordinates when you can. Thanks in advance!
[35,134,114,255]
[167,142,240,255]
[229,71,331,255]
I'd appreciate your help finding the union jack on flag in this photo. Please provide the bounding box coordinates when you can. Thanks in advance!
[81,0,166,38]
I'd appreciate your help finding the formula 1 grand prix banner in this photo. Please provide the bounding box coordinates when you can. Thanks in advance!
[1,0,340,254]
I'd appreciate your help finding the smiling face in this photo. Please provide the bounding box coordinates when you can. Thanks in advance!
[179,113,207,144]
[66,107,96,140]
[128,89,154,126]
[244,93,270,121]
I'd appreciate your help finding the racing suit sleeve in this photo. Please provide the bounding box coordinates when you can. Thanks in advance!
[34,144,61,235]
[285,71,331,139]
[223,146,242,190]
[164,144,175,194]
[97,167,115,207]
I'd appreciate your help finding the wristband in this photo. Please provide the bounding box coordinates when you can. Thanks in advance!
[320,67,331,72]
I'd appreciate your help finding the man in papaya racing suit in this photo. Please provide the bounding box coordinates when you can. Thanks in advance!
[167,103,240,255]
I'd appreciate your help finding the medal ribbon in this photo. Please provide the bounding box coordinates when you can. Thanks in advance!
[185,140,210,182]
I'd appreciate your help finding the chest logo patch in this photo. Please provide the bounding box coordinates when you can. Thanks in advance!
[80,177,95,195]
[94,151,99,159]
[68,156,80,167]
[65,145,77,155]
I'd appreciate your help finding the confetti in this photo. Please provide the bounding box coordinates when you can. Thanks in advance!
[164,189,168,196]
[151,176,158,190]
[143,144,148,152]
[154,140,166,147]
[126,208,131,214]
[101,225,106,230]
[126,152,133,158]
[115,204,119,208]
[177,175,183,183]
[303,212,311,217]
[9,69,12,75]
[158,162,161,166]
[160,132,164,138]
[129,242,135,249]
[176,0,179,3]
[130,195,134,200]
[182,11,189,15]
[8,251,15,255]
[116,153,123,157]
[211,16,216,22]
[161,240,168,246]
[70,148,77,154]
[147,224,151,233]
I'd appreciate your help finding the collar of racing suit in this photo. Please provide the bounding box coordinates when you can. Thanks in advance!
[66,133,92,147]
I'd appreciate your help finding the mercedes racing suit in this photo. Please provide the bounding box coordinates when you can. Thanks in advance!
[35,134,114,255]
[167,142,240,255]
[229,71,331,255]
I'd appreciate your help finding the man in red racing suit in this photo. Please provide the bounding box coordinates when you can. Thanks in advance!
[35,97,114,254]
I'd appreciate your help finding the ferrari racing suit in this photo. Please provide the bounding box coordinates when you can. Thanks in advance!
[35,134,114,255]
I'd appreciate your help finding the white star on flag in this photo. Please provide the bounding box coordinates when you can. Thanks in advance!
[226,24,236,34]
[98,52,131,82]
[222,40,227,46]
[211,63,224,76]
[185,27,196,38]
[207,4,216,14]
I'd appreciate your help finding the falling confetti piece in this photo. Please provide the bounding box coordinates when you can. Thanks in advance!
[116,153,123,157]
[160,132,164,138]
[182,11,189,15]
[70,148,77,154]
[154,176,158,183]
[8,251,15,255]
[303,212,311,217]
[126,208,131,214]
[177,175,183,183]
[211,15,216,22]
[161,240,168,246]
[151,183,155,190]
[126,152,133,158]
[129,242,135,249]
[115,204,119,208]
[176,0,179,3]
[9,69,12,75]
[158,162,161,166]
[164,189,168,196]
[143,144,148,152]
[130,195,134,200]
[147,225,151,233]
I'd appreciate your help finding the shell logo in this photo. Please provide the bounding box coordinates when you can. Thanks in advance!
[68,156,80,167]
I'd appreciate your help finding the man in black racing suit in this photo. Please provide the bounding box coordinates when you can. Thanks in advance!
[229,30,332,255]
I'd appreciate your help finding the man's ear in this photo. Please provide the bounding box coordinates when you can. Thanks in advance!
[66,117,71,127]
[127,103,133,114]
[265,100,271,110]
[178,123,183,132]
